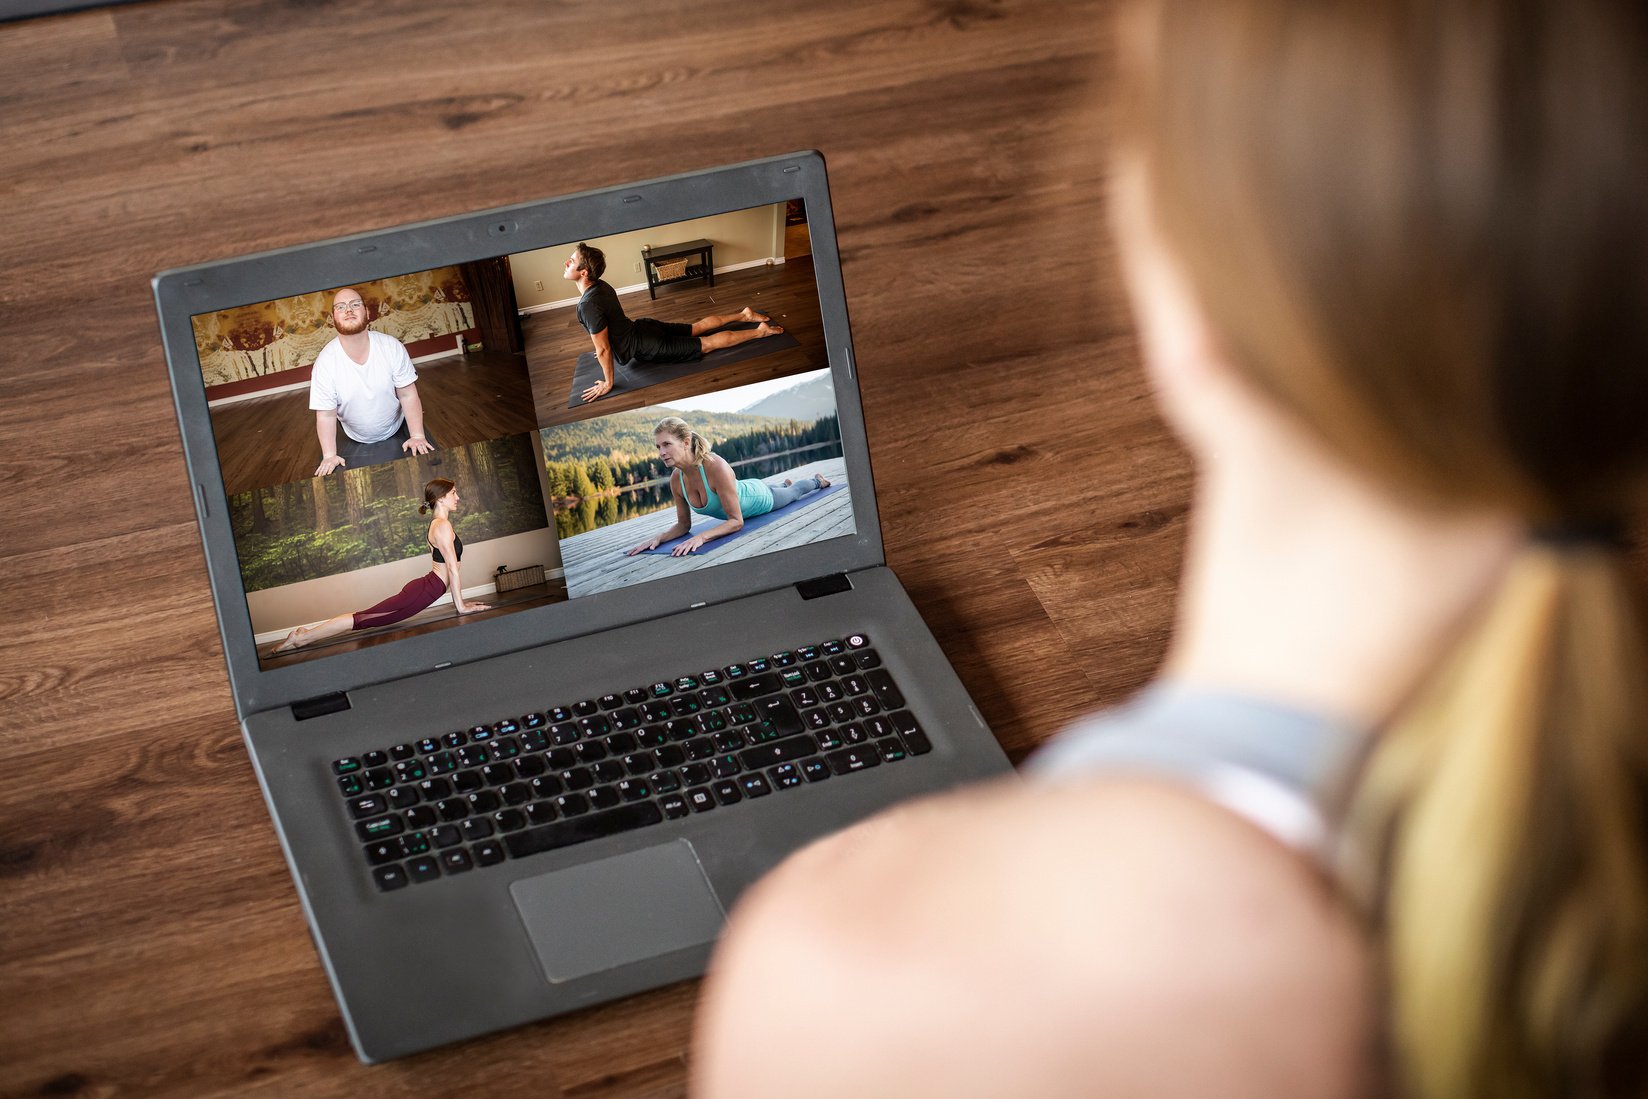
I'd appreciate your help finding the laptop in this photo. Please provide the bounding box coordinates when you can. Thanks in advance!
[152,151,1013,1062]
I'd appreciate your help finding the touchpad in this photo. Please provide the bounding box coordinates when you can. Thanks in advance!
[509,839,727,984]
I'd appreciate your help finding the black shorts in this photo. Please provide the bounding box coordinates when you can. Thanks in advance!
[628,318,702,364]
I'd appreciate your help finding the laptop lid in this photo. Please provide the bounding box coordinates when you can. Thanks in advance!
[153,152,885,719]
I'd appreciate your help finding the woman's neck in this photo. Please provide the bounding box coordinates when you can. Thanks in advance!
[1163,425,1521,730]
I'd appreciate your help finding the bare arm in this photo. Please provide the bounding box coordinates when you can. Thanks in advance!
[626,472,694,555]
[670,456,743,556]
[396,382,433,455]
[429,519,483,613]
[693,778,1371,1099]
[580,327,617,403]
[314,409,344,475]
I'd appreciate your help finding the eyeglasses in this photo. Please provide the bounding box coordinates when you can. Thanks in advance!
[333,301,366,313]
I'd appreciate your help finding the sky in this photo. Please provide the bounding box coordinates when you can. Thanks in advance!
[655,368,828,414]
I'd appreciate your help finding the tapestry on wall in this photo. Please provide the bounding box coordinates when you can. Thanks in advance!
[226,433,547,592]
[190,267,476,389]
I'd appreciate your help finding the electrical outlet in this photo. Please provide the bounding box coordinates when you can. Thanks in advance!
[533,279,544,290]
[634,262,642,272]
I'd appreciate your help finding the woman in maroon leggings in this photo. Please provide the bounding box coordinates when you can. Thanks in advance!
[273,477,486,652]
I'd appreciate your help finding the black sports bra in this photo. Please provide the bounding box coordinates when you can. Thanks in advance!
[430,534,463,564]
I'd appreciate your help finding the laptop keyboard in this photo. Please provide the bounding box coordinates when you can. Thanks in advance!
[327,634,932,892]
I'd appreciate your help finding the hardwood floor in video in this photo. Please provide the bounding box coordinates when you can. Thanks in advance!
[209,350,539,497]
[527,259,831,429]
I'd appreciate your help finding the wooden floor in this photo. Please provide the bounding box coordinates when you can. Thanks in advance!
[209,350,541,495]
[528,260,831,428]
[562,458,851,596]
[0,2,1214,1097]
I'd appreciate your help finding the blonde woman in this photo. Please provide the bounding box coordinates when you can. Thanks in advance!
[695,2,1648,1097]
[626,416,829,558]
[274,478,485,652]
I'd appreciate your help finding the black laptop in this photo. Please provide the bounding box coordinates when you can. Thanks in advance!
[152,151,1013,1062]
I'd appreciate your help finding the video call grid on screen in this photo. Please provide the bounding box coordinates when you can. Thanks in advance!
[185,198,857,671]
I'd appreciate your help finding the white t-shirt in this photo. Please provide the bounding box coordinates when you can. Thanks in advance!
[308,330,418,443]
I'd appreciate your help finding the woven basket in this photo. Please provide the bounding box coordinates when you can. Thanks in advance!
[652,258,689,281]
[495,564,546,592]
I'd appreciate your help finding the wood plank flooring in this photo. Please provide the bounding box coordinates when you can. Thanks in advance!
[0,2,1213,1097]
[209,350,540,495]
[528,260,831,428]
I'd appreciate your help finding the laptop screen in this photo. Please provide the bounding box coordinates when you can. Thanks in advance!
[185,197,856,672]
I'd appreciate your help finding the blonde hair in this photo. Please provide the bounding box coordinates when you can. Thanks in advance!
[1118,0,1648,1094]
[655,416,711,464]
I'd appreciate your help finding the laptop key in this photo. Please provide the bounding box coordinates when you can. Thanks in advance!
[801,758,831,783]
[441,848,474,874]
[505,801,665,858]
[473,840,507,866]
[661,793,691,819]
[686,787,716,812]
[739,734,818,770]
[753,695,803,738]
[364,839,403,865]
[826,746,881,775]
[712,779,743,806]
[373,864,410,891]
[406,856,441,883]
[890,711,931,755]
[866,670,907,712]
[356,815,404,841]
[730,672,783,700]
[349,794,387,819]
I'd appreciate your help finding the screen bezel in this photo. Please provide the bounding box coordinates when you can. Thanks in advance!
[153,152,885,717]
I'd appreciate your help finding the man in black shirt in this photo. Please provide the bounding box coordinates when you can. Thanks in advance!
[564,242,785,402]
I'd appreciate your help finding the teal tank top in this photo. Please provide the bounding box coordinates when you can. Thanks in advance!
[682,460,773,521]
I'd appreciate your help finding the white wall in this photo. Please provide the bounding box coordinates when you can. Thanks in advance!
[248,526,561,638]
[509,203,786,311]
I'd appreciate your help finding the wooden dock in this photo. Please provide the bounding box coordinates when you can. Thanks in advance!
[561,458,851,596]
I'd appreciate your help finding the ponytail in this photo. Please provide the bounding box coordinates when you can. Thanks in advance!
[421,477,455,516]
[1348,544,1648,1098]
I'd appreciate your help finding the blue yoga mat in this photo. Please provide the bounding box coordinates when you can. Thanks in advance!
[635,481,845,556]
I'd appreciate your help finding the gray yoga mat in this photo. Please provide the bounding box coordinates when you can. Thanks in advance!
[565,323,800,407]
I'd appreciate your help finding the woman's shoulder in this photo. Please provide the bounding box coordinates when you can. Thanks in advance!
[698,776,1372,1098]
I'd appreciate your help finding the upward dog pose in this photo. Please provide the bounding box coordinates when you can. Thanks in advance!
[273,478,485,653]
[565,242,785,403]
[310,287,436,476]
[626,416,829,558]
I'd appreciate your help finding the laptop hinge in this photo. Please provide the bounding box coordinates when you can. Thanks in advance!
[795,572,852,600]
[292,692,351,721]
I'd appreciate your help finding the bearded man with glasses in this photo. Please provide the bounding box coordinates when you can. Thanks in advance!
[308,287,436,476]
